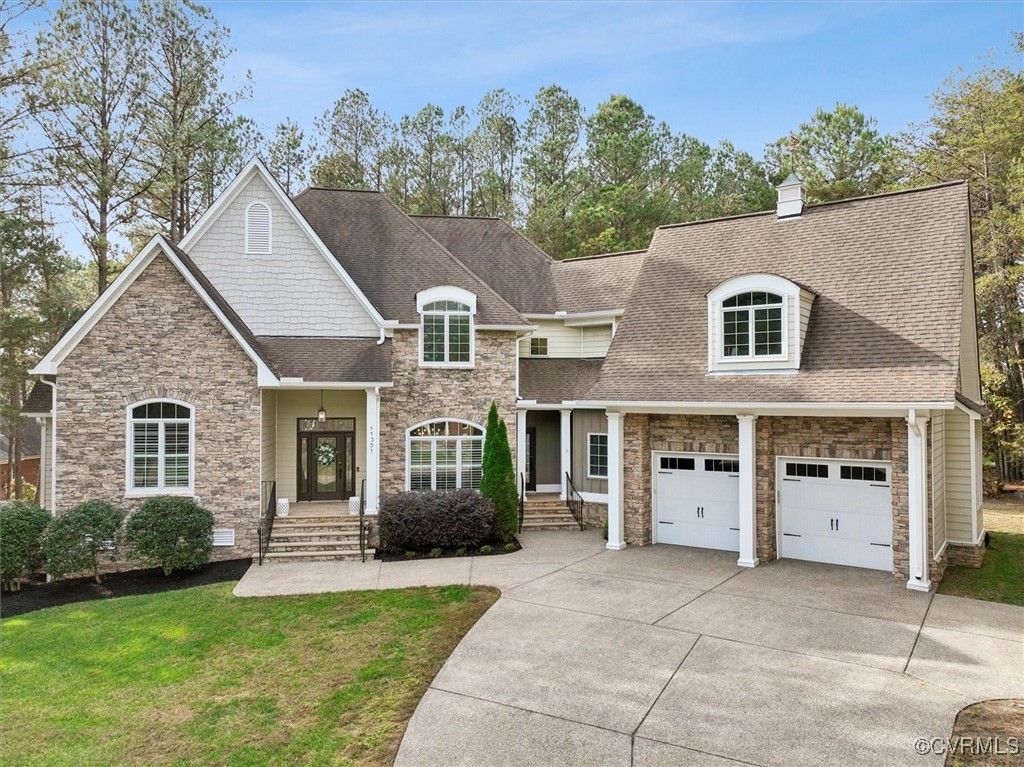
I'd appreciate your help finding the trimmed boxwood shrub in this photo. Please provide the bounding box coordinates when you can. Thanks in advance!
[125,496,214,576]
[0,501,51,591]
[379,489,494,553]
[43,500,124,584]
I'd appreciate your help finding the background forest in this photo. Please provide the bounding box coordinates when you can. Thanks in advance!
[1,0,1021,495]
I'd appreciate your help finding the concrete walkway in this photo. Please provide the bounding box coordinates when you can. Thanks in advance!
[234,531,1024,767]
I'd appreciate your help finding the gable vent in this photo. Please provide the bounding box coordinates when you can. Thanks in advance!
[212,528,236,546]
[245,202,271,254]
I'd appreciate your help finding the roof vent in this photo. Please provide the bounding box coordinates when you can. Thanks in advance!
[776,174,806,219]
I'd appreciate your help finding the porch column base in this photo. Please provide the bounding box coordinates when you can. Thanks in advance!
[606,541,626,551]
[737,557,759,568]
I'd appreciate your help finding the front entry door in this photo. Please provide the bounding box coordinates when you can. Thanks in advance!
[526,427,537,491]
[298,426,356,502]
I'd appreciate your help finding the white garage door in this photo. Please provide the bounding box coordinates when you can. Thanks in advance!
[777,458,893,571]
[655,453,740,551]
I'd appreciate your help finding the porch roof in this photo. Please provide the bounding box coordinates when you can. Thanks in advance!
[257,337,392,384]
[520,358,604,404]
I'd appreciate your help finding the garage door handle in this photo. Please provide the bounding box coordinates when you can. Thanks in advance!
[830,519,834,531]
[729,527,739,531]
[783,533,801,538]
[870,484,890,488]
[659,521,674,525]
[869,542,891,547]
[782,478,800,482]
[658,471,673,475]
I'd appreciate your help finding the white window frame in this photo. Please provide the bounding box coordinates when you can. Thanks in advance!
[707,274,799,369]
[416,286,477,368]
[587,432,609,479]
[245,201,272,255]
[125,398,196,497]
[405,418,485,491]
[717,291,787,362]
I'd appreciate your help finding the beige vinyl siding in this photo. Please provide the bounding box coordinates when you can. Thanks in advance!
[931,411,946,555]
[572,409,608,496]
[944,407,974,542]
[261,390,276,484]
[38,418,53,509]
[580,325,614,357]
[519,319,583,358]
[275,390,365,504]
[974,419,984,533]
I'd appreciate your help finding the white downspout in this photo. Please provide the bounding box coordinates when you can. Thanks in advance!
[906,409,931,592]
[38,377,57,515]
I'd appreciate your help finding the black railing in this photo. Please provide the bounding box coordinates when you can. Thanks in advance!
[359,478,367,563]
[564,472,585,531]
[257,480,276,565]
[518,472,525,533]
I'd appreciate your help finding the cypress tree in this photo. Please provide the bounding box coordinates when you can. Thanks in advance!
[480,402,518,542]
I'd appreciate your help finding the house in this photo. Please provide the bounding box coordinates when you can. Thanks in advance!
[0,426,42,500]
[24,160,985,591]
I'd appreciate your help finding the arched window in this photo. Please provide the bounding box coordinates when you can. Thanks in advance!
[721,291,784,358]
[417,286,477,366]
[127,400,194,494]
[245,201,271,254]
[407,419,484,491]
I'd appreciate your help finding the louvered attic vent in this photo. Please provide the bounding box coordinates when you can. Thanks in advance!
[245,202,271,254]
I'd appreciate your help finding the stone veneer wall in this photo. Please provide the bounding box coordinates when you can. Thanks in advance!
[56,254,262,565]
[378,329,519,498]
[947,538,987,568]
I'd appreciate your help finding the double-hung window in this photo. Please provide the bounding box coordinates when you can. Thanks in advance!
[421,300,472,364]
[721,291,784,358]
[588,433,609,479]
[408,420,484,491]
[128,401,194,494]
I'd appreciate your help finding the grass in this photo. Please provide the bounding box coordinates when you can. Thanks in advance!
[946,699,1024,766]
[0,583,499,767]
[938,494,1024,606]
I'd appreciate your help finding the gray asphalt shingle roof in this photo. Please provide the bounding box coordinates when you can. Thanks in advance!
[257,338,392,383]
[551,250,647,315]
[587,182,969,404]
[519,358,605,404]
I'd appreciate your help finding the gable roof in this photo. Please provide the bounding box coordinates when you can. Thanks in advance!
[587,182,970,405]
[550,250,648,315]
[30,236,280,387]
[412,216,559,314]
[292,189,530,327]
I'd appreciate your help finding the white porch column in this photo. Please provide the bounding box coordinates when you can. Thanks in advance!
[364,387,380,514]
[516,408,527,493]
[559,408,572,500]
[737,415,759,568]
[906,412,931,592]
[606,411,626,550]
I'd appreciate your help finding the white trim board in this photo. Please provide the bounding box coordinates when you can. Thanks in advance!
[178,157,387,327]
[31,236,279,387]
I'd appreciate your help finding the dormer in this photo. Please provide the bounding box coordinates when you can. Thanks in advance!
[707,274,815,373]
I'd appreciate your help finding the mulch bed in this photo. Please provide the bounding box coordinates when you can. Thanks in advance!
[0,559,252,619]
[377,538,522,562]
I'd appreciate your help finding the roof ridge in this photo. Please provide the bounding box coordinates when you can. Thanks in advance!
[409,213,502,221]
[556,249,648,263]
[297,186,384,195]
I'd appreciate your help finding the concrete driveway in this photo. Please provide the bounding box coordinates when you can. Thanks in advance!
[235,530,1023,767]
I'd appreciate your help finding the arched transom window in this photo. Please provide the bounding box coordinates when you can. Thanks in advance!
[722,291,784,358]
[407,420,484,491]
[127,400,194,494]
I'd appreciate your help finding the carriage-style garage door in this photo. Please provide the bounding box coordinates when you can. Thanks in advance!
[654,452,740,551]
[777,457,893,572]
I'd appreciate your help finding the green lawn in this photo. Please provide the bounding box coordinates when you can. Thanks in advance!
[1,583,498,767]
[938,495,1024,606]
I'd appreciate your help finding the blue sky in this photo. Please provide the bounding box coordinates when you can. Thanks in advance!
[210,0,1021,155]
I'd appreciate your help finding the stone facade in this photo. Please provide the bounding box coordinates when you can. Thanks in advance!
[56,254,262,565]
[378,328,519,498]
[582,501,608,531]
[947,537,987,568]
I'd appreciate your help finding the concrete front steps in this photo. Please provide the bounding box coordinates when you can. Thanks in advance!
[521,497,582,532]
[264,515,374,562]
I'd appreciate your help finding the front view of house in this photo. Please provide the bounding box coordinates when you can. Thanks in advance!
[22,160,986,592]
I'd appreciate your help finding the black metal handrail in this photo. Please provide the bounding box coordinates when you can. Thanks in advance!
[518,472,525,533]
[564,472,585,531]
[257,480,276,565]
[359,478,367,563]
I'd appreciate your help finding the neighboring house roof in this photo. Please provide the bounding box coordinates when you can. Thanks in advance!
[550,250,648,315]
[587,182,969,404]
[22,379,53,415]
[1,425,42,459]
[292,189,530,327]
[257,338,392,383]
[412,216,559,314]
[520,358,605,404]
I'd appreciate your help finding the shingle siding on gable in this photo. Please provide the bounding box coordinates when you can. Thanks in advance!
[187,173,379,338]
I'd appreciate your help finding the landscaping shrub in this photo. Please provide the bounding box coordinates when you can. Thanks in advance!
[0,501,51,591]
[43,500,124,584]
[379,489,494,553]
[480,402,518,543]
[125,496,214,576]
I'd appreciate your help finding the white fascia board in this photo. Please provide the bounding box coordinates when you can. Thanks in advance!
[177,157,389,328]
[31,236,279,388]
[516,402,578,411]
[954,400,983,420]
[575,400,957,417]
[523,310,624,322]
[270,381,394,390]
[21,412,51,419]
[477,323,536,331]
